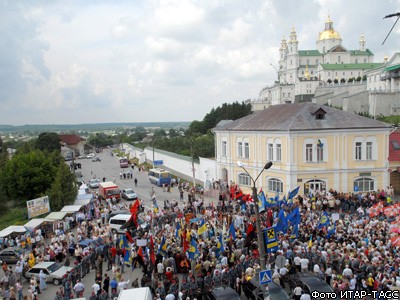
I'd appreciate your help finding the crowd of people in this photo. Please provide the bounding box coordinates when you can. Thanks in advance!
[1,178,400,300]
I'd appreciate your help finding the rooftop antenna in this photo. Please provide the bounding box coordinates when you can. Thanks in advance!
[382,12,400,45]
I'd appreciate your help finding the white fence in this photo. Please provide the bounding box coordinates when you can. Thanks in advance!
[122,143,217,187]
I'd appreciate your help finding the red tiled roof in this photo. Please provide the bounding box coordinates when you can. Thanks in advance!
[59,134,84,145]
[389,130,400,162]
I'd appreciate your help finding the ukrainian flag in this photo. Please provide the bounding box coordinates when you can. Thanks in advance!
[197,218,207,235]
[175,220,182,238]
[188,237,199,260]
[158,236,167,257]
[153,201,159,213]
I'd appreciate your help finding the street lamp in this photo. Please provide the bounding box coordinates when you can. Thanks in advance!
[237,160,273,270]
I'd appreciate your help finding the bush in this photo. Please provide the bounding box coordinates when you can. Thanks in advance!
[334,79,339,84]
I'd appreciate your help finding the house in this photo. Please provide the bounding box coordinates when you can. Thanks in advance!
[59,134,85,157]
[389,129,400,194]
[213,103,392,196]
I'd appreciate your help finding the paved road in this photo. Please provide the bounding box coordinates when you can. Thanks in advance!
[36,149,222,300]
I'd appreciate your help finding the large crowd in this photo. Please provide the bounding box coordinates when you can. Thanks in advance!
[1,179,400,300]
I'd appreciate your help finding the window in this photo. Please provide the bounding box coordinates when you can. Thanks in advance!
[221,141,227,157]
[354,177,375,192]
[306,144,313,162]
[244,142,249,158]
[366,142,372,160]
[238,173,251,186]
[338,55,341,63]
[317,146,324,162]
[355,59,358,63]
[268,178,283,193]
[355,142,362,160]
[237,142,243,158]
[268,143,274,161]
[276,144,282,162]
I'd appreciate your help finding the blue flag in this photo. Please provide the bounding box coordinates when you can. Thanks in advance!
[327,225,336,239]
[188,237,199,260]
[217,232,224,256]
[275,209,288,233]
[288,186,300,200]
[287,207,301,226]
[258,190,267,212]
[158,236,167,257]
[318,212,330,229]
[198,218,207,235]
[229,222,236,240]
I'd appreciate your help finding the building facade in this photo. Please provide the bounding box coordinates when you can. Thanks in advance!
[255,16,381,110]
[213,103,392,196]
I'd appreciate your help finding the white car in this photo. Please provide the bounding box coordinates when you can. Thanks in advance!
[86,153,95,159]
[24,262,73,285]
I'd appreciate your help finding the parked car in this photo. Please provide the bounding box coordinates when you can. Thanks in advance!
[24,262,73,285]
[0,247,28,264]
[121,188,138,200]
[88,178,100,189]
[246,272,290,300]
[289,273,338,300]
[92,157,101,162]
[206,286,241,300]
[78,238,105,253]
[86,153,95,159]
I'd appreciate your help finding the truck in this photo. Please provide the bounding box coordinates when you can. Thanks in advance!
[118,287,152,300]
[98,181,121,201]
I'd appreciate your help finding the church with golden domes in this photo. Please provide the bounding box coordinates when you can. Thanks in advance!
[253,16,384,110]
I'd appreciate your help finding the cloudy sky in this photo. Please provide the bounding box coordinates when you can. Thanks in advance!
[1,0,399,125]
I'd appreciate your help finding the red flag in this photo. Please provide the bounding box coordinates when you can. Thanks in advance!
[150,236,155,265]
[182,230,189,252]
[125,231,133,244]
[138,246,144,259]
[246,223,254,236]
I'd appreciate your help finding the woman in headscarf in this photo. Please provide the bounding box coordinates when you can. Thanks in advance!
[39,269,47,291]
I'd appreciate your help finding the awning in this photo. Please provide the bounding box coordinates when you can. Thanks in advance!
[61,205,83,213]
[0,226,26,238]
[24,218,53,231]
[74,199,92,206]
[46,212,68,220]
[385,64,400,72]
[77,193,93,200]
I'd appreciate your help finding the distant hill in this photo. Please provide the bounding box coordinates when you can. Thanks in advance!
[0,122,190,134]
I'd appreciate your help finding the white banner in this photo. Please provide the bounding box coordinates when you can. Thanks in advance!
[136,239,148,246]
[27,196,50,219]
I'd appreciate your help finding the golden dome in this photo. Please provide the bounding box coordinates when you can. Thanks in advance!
[319,29,341,41]
[318,15,341,41]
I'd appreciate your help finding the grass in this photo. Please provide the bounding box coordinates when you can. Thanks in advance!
[0,207,28,229]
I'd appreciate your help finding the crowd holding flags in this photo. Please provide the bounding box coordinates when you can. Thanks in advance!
[158,236,167,257]
[317,211,331,229]
[197,218,207,235]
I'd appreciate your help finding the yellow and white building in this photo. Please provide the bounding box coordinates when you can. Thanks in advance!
[213,103,392,196]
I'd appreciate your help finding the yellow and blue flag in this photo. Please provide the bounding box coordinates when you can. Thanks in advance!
[197,218,207,235]
[258,189,267,212]
[188,237,199,260]
[158,236,167,257]
[153,201,159,213]
[217,232,224,256]
[318,212,330,229]
[175,220,182,238]
[229,222,236,240]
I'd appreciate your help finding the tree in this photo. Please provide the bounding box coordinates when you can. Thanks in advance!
[1,150,56,204]
[168,128,179,138]
[49,162,77,211]
[36,132,60,153]
[153,129,167,138]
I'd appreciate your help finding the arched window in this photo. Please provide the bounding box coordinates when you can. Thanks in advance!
[268,178,283,193]
[238,173,251,186]
[354,177,375,192]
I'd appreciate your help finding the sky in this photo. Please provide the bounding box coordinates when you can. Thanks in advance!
[1,0,399,125]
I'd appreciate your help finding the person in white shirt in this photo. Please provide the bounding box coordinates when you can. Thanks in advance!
[300,257,309,272]
[117,278,130,292]
[165,294,176,300]
[342,264,353,278]
[92,282,100,296]
[300,293,311,300]
[293,285,303,300]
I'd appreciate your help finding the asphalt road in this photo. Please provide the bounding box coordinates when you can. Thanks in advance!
[34,149,223,300]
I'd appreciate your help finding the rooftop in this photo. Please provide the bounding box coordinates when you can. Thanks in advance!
[214,103,391,132]
[320,63,383,70]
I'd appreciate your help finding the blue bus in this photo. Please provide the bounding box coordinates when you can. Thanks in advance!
[148,168,171,186]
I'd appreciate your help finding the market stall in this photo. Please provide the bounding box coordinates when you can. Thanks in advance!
[24,218,54,238]
[0,225,26,238]
[45,212,70,232]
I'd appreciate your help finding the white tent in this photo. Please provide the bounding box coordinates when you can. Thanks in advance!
[0,226,26,238]
[61,205,82,213]
[24,218,52,232]
[78,184,88,195]
[45,212,68,220]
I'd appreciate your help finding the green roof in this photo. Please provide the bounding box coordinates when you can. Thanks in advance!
[349,49,374,56]
[385,64,400,72]
[320,63,383,70]
[298,50,321,56]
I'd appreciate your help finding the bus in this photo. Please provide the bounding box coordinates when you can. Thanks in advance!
[119,157,129,168]
[148,168,171,186]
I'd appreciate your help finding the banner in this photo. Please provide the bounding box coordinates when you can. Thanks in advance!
[27,196,50,219]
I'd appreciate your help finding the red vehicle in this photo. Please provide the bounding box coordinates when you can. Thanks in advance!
[99,181,121,201]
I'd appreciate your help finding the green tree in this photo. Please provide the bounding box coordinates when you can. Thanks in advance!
[168,128,179,138]
[36,132,60,153]
[153,129,167,138]
[49,162,77,211]
[1,150,56,204]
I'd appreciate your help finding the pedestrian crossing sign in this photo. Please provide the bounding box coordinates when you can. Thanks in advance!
[259,269,272,285]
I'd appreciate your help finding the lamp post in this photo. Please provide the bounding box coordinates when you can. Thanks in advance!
[237,161,273,270]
